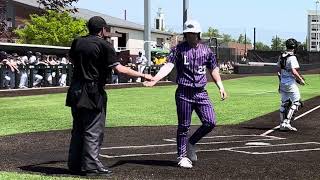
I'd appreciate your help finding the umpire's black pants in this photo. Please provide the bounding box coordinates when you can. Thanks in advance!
[68,106,106,171]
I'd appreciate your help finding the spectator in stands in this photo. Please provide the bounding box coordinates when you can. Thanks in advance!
[126,57,136,83]
[32,52,46,87]
[0,51,11,88]
[45,55,59,86]
[0,51,6,61]
[18,51,34,88]
[0,51,73,89]
[9,53,20,88]
[128,57,133,64]
[1,52,19,89]
[136,51,148,82]
[240,53,248,64]
[227,61,234,73]
[58,55,69,87]
[111,69,119,84]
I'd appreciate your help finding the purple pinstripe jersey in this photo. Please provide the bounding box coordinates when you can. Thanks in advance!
[168,41,217,88]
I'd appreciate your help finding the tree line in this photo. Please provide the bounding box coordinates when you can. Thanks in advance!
[202,27,307,51]
[1,0,308,50]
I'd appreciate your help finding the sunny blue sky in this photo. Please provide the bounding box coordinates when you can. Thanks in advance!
[75,0,317,45]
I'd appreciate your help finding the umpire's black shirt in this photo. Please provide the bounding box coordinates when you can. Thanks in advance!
[66,35,119,110]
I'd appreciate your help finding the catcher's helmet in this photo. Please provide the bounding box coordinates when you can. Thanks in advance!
[285,38,298,50]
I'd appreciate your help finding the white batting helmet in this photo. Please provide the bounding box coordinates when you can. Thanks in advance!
[183,20,202,34]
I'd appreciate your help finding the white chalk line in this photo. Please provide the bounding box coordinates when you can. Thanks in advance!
[261,105,320,136]
[100,141,320,158]
[226,142,320,155]
[99,105,320,159]
[100,135,283,158]
[101,135,283,150]
[163,134,283,142]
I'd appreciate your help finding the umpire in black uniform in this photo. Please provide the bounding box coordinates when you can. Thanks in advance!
[66,16,153,176]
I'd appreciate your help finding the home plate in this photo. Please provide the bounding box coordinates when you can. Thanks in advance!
[245,142,271,146]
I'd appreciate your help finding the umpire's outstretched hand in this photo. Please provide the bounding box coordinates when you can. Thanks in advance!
[143,74,153,81]
[143,79,157,87]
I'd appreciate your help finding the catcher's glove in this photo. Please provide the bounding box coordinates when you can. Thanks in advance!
[296,75,306,85]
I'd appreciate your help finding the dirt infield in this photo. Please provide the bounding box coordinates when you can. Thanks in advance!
[0,95,319,179]
[0,71,319,179]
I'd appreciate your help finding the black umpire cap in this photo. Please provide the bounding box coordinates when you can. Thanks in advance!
[87,16,108,35]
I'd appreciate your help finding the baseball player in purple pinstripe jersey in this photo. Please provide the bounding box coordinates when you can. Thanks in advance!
[144,20,227,168]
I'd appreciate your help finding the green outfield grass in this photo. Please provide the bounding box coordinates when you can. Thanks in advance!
[0,74,319,137]
[0,171,83,180]
[0,74,319,180]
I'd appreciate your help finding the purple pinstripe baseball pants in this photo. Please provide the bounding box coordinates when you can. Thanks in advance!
[175,85,216,158]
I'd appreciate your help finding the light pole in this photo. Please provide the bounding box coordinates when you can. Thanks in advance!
[183,0,189,28]
[144,0,151,66]
[316,0,320,51]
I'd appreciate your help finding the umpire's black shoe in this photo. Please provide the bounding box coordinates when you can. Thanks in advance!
[85,168,113,176]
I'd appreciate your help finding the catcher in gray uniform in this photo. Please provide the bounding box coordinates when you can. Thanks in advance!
[277,38,305,131]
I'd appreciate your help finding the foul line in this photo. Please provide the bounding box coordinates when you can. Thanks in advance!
[101,135,283,150]
[261,105,320,136]
[226,142,320,155]
[101,138,277,150]
[162,134,283,142]
[100,141,320,158]
[100,135,283,158]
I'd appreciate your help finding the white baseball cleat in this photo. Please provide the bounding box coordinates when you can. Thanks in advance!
[280,122,297,131]
[286,123,297,131]
[187,143,197,162]
[177,157,193,168]
[279,123,287,131]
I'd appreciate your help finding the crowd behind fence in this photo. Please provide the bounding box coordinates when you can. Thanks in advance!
[0,49,237,90]
[0,50,172,90]
[0,50,73,89]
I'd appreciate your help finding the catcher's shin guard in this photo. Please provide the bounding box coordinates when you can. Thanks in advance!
[286,100,302,123]
[280,100,290,123]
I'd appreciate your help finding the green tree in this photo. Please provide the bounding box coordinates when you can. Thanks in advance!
[255,42,271,51]
[220,33,236,44]
[302,39,307,51]
[14,10,88,46]
[1,0,78,42]
[237,33,251,44]
[271,36,285,51]
[202,27,220,38]
[238,34,244,43]
[37,0,78,13]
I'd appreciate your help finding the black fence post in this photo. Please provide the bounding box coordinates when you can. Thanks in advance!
[46,66,50,86]
[55,65,60,86]
[0,65,3,89]
[28,65,34,88]
[43,65,48,87]
[14,70,19,89]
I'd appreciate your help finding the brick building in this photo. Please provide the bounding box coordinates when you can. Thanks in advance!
[0,0,174,56]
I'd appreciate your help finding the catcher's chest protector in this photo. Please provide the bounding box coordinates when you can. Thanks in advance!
[280,54,292,70]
